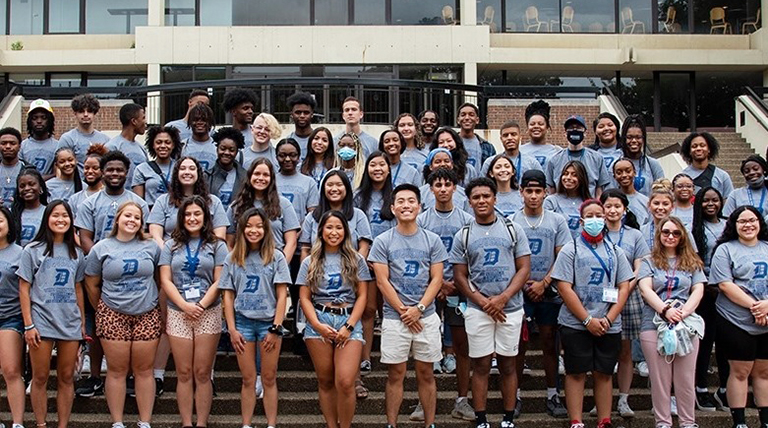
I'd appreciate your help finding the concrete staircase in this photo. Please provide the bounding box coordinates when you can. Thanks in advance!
[647,131,755,188]
[0,331,761,428]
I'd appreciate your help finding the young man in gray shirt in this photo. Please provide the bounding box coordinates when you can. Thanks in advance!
[57,94,110,174]
[369,183,448,428]
[105,103,148,191]
[164,89,210,142]
[286,92,316,160]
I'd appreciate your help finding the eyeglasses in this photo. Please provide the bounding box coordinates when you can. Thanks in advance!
[737,218,759,225]
[661,229,682,238]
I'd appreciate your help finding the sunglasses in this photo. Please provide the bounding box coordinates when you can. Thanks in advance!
[661,229,682,238]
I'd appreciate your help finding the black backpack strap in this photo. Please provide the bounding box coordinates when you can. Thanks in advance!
[692,164,716,189]
[146,161,169,188]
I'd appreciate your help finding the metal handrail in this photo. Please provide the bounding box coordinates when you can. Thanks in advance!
[601,86,629,121]
[0,86,19,119]
[744,86,768,116]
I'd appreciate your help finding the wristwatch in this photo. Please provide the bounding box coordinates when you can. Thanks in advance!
[343,322,354,332]
[268,324,285,336]
[416,303,426,313]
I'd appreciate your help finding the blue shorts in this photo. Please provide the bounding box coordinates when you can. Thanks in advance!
[0,314,22,334]
[235,314,273,343]
[523,301,561,326]
[304,309,364,343]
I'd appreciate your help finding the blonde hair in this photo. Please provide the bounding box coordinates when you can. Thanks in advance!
[255,112,283,140]
[109,201,147,240]
[649,179,674,206]
[230,207,276,267]
[334,133,366,190]
[305,211,360,295]
[650,216,703,272]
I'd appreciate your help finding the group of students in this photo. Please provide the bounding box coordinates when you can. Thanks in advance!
[0,90,767,428]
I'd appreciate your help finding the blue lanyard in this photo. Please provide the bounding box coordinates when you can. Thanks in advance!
[512,154,522,183]
[648,222,655,249]
[313,164,326,188]
[582,236,614,281]
[606,226,625,247]
[391,162,402,186]
[184,239,203,278]
[747,187,766,214]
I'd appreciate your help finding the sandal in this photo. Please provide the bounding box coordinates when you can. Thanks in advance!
[355,379,369,400]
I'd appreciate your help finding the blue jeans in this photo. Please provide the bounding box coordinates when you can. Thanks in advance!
[235,314,272,343]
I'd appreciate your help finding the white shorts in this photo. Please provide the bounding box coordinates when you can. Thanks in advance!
[380,313,442,364]
[464,306,524,358]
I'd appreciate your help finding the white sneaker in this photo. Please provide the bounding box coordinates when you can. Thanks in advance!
[451,397,475,420]
[137,422,151,428]
[433,361,443,374]
[409,403,425,421]
[25,382,31,395]
[255,375,263,398]
[636,361,649,377]
[589,405,597,416]
[671,396,678,416]
[569,423,585,428]
[558,356,566,375]
[490,358,499,375]
[111,423,125,428]
[80,355,91,374]
[680,424,699,428]
[500,421,515,428]
[12,424,24,428]
[618,399,635,417]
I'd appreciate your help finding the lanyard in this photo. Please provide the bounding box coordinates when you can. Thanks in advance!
[648,222,655,249]
[313,164,326,188]
[163,160,173,188]
[513,154,522,183]
[184,239,204,279]
[391,162,402,186]
[606,226,625,247]
[747,187,766,214]
[665,262,678,300]
[581,236,613,282]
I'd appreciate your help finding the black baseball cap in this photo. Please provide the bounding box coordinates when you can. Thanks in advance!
[521,170,547,188]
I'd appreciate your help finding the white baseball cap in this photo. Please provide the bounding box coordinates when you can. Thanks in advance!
[28,99,53,114]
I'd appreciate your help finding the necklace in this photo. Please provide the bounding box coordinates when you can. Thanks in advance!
[523,212,544,229]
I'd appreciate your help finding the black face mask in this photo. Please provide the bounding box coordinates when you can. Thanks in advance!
[567,129,585,145]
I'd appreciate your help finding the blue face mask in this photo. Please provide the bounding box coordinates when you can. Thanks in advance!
[337,147,356,161]
[582,217,605,237]
[662,327,677,356]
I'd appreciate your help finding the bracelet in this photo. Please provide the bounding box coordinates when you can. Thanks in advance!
[268,324,284,336]
[195,302,206,310]
[605,317,613,328]
[582,315,593,327]
[660,304,672,320]
[24,324,35,331]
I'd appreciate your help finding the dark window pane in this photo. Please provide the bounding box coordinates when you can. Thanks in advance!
[659,73,690,131]
[564,0,616,32]
[232,0,310,25]
[354,0,386,24]
[10,0,43,35]
[48,0,80,33]
[86,0,148,34]
[476,0,501,31]
[8,73,45,86]
[658,0,688,33]
[50,73,82,88]
[392,0,451,25]
[200,0,231,25]
[618,0,650,33]
[165,0,195,26]
[162,66,194,84]
[505,0,559,32]
[362,88,390,123]
[315,0,348,24]
[618,73,654,125]
[693,0,751,34]
[0,0,6,35]
[696,71,761,128]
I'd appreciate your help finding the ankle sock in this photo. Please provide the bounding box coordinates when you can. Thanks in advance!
[153,369,164,380]
[696,387,708,393]
[731,407,746,426]
[475,411,487,425]
[503,409,515,422]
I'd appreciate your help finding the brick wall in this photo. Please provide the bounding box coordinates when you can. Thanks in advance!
[487,99,602,148]
[20,100,130,140]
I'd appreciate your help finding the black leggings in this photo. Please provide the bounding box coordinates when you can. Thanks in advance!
[695,288,729,389]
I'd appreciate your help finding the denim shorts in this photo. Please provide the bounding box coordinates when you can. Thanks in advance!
[0,314,23,334]
[235,313,273,343]
[304,309,364,343]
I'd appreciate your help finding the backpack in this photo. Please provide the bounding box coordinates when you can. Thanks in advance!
[459,218,518,292]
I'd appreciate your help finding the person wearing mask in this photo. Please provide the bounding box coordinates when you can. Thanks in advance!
[519,100,561,170]
[724,154,768,217]
[334,133,366,190]
[680,132,733,199]
[164,89,211,142]
[0,127,25,208]
[222,88,257,148]
[21,99,58,178]
[286,92,316,160]
[546,115,610,198]
[57,94,110,173]
[106,103,148,191]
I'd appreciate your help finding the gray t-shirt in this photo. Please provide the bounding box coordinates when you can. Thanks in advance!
[287,131,310,161]
[417,207,474,280]
[683,164,734,200]
[67,188,99,220]
[496,190,523,217]
[391,161,422,188]
[458,164,478,188]
[358,190,396,240]
[368,227,449,320]
[702,220,726,275]
[218,250,291,321]
[334,131,378,159]
[275,172,320,224]
[543,194,583,239]
[401,147,429,171]
[0,244,23,318]
[627,192,650,226]
[182,137,218,172]
[724,186,768,217]
[672,206,694,228]
[480,152,543,185]
[74,190,150,243]
[240,145,278,172]
[20,137,58,175]
[597,146,624,174]
[460,135,483,170]
[630,156,666,198]
[710,240,768,335]
[85,237,160,315]
[57,128,110,173]
[638,257,706,331]
[165,118,193,142]
[641,221,698,252]
[46,177,79,203]
[519,142,563,170]
[551,237,634,334]
[20,205,46,247]
[216,168,237,209]
[449,219,531,313]
[226,196,301,251]
[419,183,471,214]
[606,227,650,266]
[546,148,610,197]
[105,135,148,191]
[159,238,228,311]
[148,194,229,240]
[296,252,372,305]
[299,208,372,249]
[0,162,23,208]
[131,161,172,208]
[510,210,570,284]
[18,242,85,340]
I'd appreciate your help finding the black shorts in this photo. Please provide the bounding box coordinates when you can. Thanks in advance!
[716,312,768,361]
[560,326,621,375]
[524,301,561,326]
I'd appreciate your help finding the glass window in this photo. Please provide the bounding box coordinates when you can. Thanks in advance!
[694,0,751,34]
[696,71,761,127]
[165,0,195,26]
[9,0,43,35]
[658,0,688,33]
[8,73,45,86]
[476,0,501,31]
[563,0,615,32]
[162,66,194,84]
[619,0,650,33]
[232,0,310,25]
[0,0,6,35]
[618,72,654,126]
[87,74,147,87]
[86,0,148,34]
[392,0,450,25]
[48,0,81,33]
[354,0,386,24]
[200,0,231,25]
[315,0,349,25]
[506,0,559,32]
[50,73,82,88]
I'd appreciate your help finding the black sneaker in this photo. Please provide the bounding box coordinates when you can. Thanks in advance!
[546,395,568,418]
[715,389,730,411]
[75,376,104,398]
[696,391,718,412]
[126,376,135,397]
[155,377,164,397]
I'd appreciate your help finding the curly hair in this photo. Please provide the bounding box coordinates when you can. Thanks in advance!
[170,195,220,251]
[222,88,258,113]
[692,186,725,263]
[186,103,215,130]
[168,157,211,208]
[714,205,768,252]
[680,132,720,164]
[232,158,282,221]
[394,113,424,150]
[300,127,335,176]
[429,127,470,183]
[212,126,245,150]
[651,216,704,272]
[305,211,360,295]
[145,126,182,159]
[524,100,551,128]
[255,112,282,140]
[71,94,100,114]
[286,91,316,110]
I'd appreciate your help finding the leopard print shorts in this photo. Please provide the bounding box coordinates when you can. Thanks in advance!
[96,300,161,341]
[166,304,222,340]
